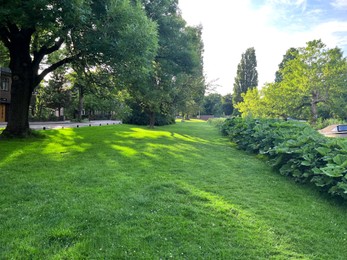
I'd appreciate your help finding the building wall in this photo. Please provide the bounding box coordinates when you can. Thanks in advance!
[0,68,12,122]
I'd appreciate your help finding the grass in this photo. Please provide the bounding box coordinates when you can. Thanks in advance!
[1,120,347,259]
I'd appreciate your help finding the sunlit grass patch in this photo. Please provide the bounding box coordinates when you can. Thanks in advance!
[111,144,138,157]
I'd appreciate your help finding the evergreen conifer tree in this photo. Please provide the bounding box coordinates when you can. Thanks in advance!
[232,47,258,115]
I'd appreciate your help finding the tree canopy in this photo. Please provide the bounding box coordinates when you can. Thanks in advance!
[275,47,299,83]
[0,0,158,137]
[125,0,205,127]
[236,40,347,124]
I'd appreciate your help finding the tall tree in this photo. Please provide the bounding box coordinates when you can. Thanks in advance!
[173,25,205,119]
[43,68,71,119]
[0,0,158,137]
[232,47,258,115]
[128,0,205,127]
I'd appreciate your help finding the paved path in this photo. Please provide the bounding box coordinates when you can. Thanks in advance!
[0,120,122,130]
[318,124,347,138]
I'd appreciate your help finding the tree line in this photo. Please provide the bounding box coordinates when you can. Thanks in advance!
[0,0,205,137]
[231,40,347,125]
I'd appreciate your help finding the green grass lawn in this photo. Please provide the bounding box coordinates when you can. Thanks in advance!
[1,121,347,259]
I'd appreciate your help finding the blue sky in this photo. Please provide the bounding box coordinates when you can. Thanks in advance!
[179,0,347,95]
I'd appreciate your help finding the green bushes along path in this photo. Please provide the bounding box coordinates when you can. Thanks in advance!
[220,117,347,199]
[1,121,347,259]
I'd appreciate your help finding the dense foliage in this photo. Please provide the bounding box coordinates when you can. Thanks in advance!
[236,40,347,124]
[0,0,206,134]
[122,102,175,126]
[220,117,347,199]
[201,93,233,117]
[125,0,205,127]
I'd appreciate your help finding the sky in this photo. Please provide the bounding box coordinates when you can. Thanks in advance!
[178,0,347,95]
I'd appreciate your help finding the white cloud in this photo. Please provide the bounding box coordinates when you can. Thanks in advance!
[266,0,307,10]
[179,0,347,95]
[332,0,347,9]
[311,21,347,49]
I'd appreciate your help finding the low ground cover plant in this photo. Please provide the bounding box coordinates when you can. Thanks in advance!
[220,117,347,199]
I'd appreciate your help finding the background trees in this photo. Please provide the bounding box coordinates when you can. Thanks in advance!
[125,0,205,127]
[201,93,223,117]
[42,67,71,120]
[232,47,258,115]
[200,93,233,117]
[277,40,347,123]
[222,94,233,116]
[237,40,347,124]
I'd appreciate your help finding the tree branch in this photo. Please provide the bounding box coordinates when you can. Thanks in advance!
[7,22,19,34]
[33,38,65,71]
[293,102,311,111]
[46,38,65,56]
[34,55,78,88]
[0,26,11,48]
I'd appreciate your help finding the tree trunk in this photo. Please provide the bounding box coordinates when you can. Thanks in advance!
[77,85,84,122]
[149,112,155,128]
[1,30,35,137]
[310,93,319,125]
[2,72,33,137]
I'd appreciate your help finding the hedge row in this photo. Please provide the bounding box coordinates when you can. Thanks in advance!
[220,117,347,199]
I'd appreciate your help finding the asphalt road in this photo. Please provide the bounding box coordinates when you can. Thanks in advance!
[0,120,122,130]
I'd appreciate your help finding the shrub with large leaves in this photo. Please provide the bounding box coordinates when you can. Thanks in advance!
[220,117,347,199]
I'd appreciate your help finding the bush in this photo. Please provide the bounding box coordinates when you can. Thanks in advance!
[220,117,347,199]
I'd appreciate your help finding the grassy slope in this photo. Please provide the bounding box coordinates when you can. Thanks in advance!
[0,121,347,259]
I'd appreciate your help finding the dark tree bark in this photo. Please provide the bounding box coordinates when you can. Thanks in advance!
[3,69,34,137]
[1,26,35,137]
[77,84,84,122]
[149,111,155,128]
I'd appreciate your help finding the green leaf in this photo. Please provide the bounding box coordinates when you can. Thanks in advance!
[329,182,347,196]
[333,154,347,166]
[315,147,330,156]
[312,167,322,175]
[321,165,345,178]
[311,175,333,187]
[301,160,312,166]
[280,164,292,176]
